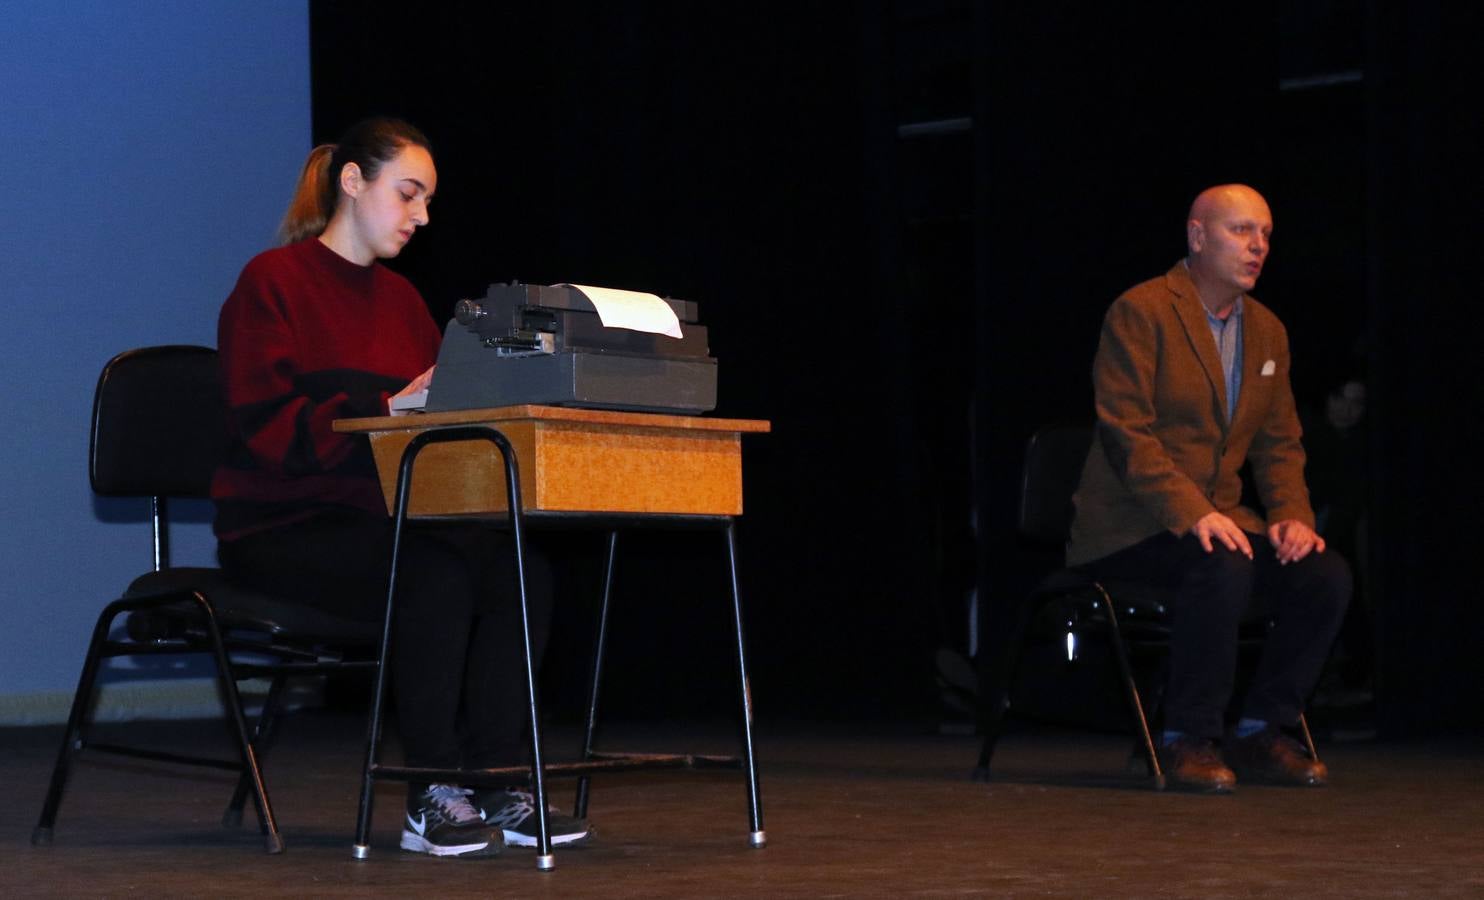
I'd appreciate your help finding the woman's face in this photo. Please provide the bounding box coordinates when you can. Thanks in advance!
[339,144,437,262]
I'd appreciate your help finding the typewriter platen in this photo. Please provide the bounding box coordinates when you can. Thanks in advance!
[422,283,718,414]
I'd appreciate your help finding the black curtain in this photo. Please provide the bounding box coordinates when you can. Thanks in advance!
[309,1,1484,733]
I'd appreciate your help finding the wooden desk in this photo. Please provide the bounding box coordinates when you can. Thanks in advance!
[334,404,771,518]
[333,403,772,867]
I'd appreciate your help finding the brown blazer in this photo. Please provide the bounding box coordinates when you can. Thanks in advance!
[1066,262,1314,567]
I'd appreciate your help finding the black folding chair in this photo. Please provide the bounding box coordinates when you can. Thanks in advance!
[973,424,1320,787]
[31,346,380,854]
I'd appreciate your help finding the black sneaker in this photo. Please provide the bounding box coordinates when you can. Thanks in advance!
[473,788,591,847]
[400,784,500,857]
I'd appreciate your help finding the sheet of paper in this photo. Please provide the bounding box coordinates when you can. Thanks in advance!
[389,389,427,415]
[564,283,683,338]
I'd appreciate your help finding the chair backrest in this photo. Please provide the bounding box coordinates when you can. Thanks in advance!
[90,346,228,498]
[1017,424,1093,545]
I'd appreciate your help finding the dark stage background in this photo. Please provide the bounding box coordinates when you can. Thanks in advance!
[309,1,1484,736]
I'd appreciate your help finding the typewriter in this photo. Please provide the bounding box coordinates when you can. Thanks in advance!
[421,282,718,415]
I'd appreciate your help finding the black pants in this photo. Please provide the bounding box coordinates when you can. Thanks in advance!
[218,510,553,769]
[1081,531,1351,739]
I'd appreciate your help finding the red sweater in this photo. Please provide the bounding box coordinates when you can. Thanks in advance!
[212,238,442,540]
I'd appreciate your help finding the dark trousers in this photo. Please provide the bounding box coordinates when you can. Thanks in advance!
[218,509,553,769]
[1081,531,1351,739]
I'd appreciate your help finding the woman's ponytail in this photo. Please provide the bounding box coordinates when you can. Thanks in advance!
[276,143,337,245]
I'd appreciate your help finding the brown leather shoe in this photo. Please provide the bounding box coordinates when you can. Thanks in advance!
[1225,726,1329,786]
[1156,736,1236,793]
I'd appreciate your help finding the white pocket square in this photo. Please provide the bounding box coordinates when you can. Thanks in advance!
[1260,359,1276,376]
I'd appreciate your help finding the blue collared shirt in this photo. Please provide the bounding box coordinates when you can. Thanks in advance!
[1204,297,1243,424]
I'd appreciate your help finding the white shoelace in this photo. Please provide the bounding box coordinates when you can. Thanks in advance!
[427,784,484,825]
[483,791,536,829]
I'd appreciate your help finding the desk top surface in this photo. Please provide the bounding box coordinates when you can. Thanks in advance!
[334,403,771,435]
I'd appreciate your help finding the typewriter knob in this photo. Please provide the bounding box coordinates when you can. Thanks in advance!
[454,298,486,326]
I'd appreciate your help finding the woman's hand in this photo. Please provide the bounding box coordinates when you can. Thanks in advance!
[389,365,435,415]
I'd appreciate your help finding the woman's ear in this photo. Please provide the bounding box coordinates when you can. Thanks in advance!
[339,162,364,199]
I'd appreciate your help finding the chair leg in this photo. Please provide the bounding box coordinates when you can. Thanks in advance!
[972,703,1008,781]
[575,530,619,820]
[1125,663,1168,776]
[194,594,283,854]
[972,591,1039,781]
[224,673,289,829]
[1094,583,1165,790]
[1297,712,1321,762]
[724,521,766,849]
[31,600,124,846]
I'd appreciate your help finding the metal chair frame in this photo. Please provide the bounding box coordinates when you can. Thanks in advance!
[973,424,1322,787]
[32,346,378,854]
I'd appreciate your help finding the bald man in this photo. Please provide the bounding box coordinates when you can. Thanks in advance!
[1067,185,1350,792]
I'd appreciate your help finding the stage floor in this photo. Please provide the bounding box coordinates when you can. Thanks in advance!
[5,713,1481,898]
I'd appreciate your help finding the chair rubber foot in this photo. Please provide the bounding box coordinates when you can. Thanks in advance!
[749,829,767,848]
[970,766,991,783]
[31,826,53,846]
[351,843,371,860]
[536,854,556,871]
[265,833,285,855]
[1153,774,1168,791]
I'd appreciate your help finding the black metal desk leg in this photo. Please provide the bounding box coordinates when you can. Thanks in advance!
[352,448,418,860]
[724,521,766,848]
[575,530,619,820]
[492,434,555,871]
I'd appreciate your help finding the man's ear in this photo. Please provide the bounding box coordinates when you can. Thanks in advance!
[339,162,364,199]
[1187,219,1204,253]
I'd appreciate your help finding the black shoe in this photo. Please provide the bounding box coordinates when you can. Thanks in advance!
[1155,736,1237,793]
[401,785,500,857]
[473,788,591,847]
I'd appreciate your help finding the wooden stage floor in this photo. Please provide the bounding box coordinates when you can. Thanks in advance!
[4,712,1482,898]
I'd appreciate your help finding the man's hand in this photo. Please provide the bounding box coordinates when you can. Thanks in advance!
[1190,511,1254,558]
[1267,519,1325,565]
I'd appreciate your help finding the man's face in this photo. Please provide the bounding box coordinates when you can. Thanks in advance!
[1189,188,1273,299]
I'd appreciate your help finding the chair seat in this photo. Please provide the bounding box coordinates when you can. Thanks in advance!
[1030,570,1171,641]
[1030,570,1278,644]
[123,567,381,646]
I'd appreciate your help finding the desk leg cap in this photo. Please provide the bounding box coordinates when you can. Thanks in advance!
[536,854,556,871]
[351,843,372,860]
[749,830,768,849]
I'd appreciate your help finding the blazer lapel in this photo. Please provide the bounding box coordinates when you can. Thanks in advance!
[1165,265,1229,430]
[1230,298,1266,434]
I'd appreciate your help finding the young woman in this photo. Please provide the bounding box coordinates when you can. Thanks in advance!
[212,117,587,857]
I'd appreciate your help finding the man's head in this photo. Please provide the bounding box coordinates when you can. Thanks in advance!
[1185,184,1273,313]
